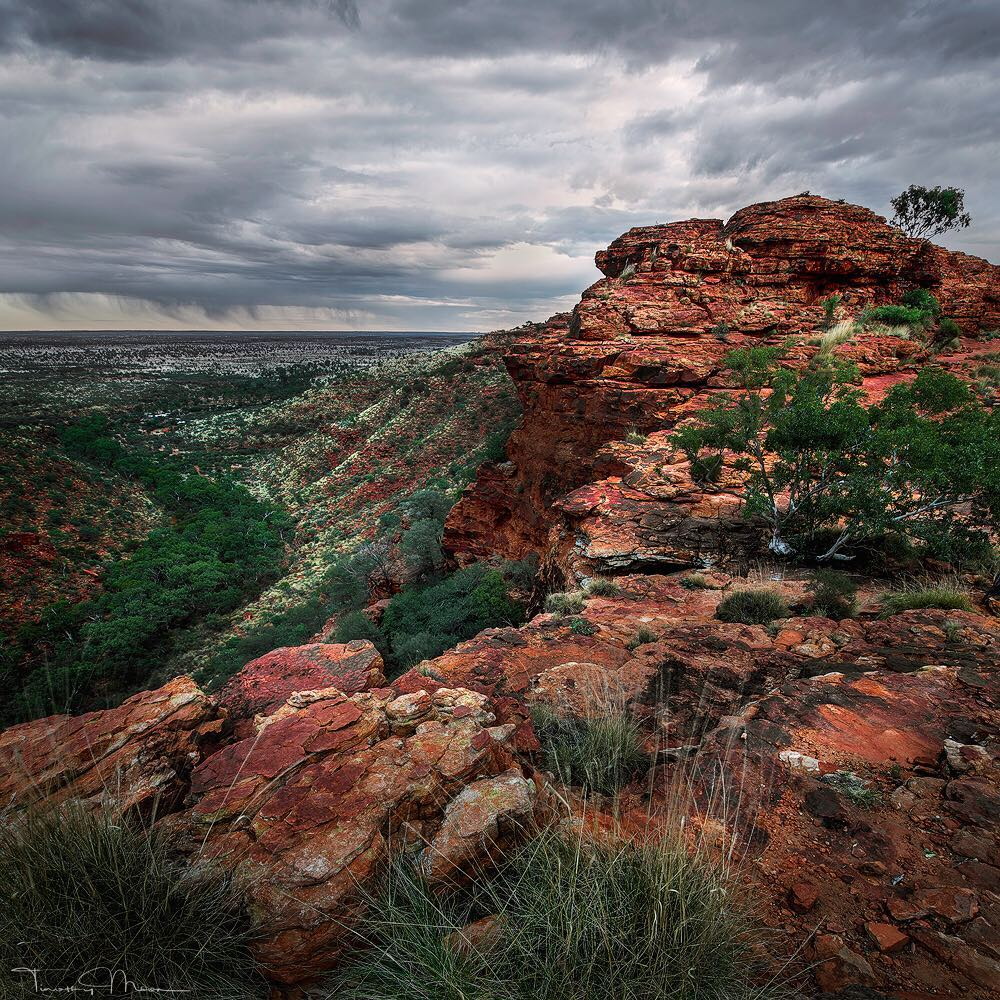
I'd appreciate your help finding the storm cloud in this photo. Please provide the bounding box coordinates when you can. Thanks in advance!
[1,0,997,331]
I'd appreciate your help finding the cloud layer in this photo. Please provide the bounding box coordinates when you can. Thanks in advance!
[2,0,998,331]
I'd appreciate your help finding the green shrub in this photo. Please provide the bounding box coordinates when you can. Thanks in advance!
[586,577,621,597]
[822,770,882,809]
[938,317,962,340]
[675,357,1000,563]
[383,565,525,672]
[400,517,445,578]
[545,590,586,616]
[901,288,940,316]
[862,305,933,328]
[819,293,842,328]
[569,617,596,636]
[709,321,731,341]
[334,609,389,652]
[680,573,712,590]
[879,585,974,617]
[625,426,646,445]
[0,806,265,999]
[806,569,858,619]
[326,830,783,1000]
[715,589,789,625]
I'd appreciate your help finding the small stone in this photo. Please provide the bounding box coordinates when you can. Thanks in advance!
[913,886,979,925]
[789,882,820,913]
[778,749,821,774]
[866,921,910,953]
[812,933,875,993]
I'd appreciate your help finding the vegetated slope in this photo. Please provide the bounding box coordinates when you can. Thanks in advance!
[1,334,521,716]
[165,335,521,680]
[0,432,161,630]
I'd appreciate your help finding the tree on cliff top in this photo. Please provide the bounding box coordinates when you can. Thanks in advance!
[890,185,972,240]
[674,349,999,562]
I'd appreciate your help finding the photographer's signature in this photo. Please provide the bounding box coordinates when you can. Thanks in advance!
[12,968,191,995]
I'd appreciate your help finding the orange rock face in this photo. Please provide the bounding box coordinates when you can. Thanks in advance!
[445,195,1000,573]
[0,676,221,816]
[216,639,385,738]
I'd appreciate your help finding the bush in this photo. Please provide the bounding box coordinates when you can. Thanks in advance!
[680,573,712,589]
[334,609,389,652]
[400,517,445,579]
[381,565,525,672]
[675,355,1000,563]
[819,293,842,328]
[585,577,621,597]
[862,305,932,328]
[879,585,974,617]
[326,830,783,1000]
[822,770,882,809]
[0,806,265,999]
[938,317,962,340]
[715,589,789,625]
[569,617,596,636]
[545,590,586,616]
[532,706,648,794]
[806,569,858,619]
[901,288,941,316]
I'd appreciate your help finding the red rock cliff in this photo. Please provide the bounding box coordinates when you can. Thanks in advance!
[444,195,1000,574]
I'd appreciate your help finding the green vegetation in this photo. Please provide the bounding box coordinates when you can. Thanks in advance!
[326,830,783,1000]
[819,293,842,329]
[890,184,972,240]
[532,705,648,794]
[822,770,882,809]
[0,806,265,1000]
[627,624,658,650]
[545,590,587,617]
[568,617,597,636]
[861,304,933,329]
[586,577,622,597]
[680,572,712,589]
[674,350,1000,563]
[879,584,974,617]
[943,620,963,642]
[337,562,526,674]
[715,589,789,625]
[5,415,290,721]
[805,569,858,619]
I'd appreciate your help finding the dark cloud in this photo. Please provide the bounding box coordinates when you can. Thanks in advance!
[0,0,996,331]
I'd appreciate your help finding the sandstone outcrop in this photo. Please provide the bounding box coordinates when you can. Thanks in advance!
[0,676,221,816]
[445,195,1000,575]
[216,639,385,738]
[172,684,535,983]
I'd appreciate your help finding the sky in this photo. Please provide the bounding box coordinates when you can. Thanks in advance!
[1,0,998,333]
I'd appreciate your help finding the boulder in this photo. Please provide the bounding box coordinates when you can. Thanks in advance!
[0,677,220,816]
[216,640,385,737]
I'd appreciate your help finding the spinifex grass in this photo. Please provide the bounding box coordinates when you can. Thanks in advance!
[0,805,266,1000]
[324,827,789,1000]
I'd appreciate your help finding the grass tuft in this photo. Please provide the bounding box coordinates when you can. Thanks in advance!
[545,590,587,617]
[531,704,648,795]
[879,584,974,617]
[324,829,787,1000]
[626,624,658,650]
[585,577,622,597]
[715,589,789,625]
[0,805,265,999]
